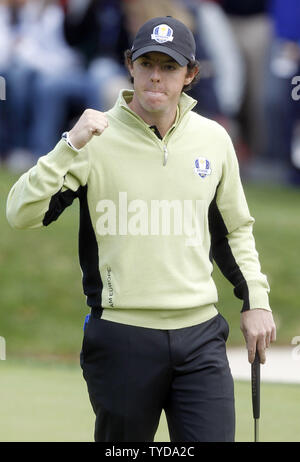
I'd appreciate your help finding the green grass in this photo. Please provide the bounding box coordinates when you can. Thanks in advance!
[1,167,300,357]
[0,359,299,442]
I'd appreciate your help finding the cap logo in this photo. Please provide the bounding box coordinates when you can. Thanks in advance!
[151,24,174,44]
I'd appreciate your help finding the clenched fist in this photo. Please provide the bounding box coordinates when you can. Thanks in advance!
[68,109,109,150]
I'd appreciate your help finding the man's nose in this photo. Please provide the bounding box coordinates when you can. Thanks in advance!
[150,66,161,82]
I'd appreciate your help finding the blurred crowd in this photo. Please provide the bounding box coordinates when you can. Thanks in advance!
[0,0,300,185]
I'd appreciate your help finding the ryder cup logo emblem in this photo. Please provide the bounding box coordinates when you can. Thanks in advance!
[151,24,174,44]
[194,157,212,179]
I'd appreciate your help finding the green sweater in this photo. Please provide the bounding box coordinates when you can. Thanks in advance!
[6,89,271,329]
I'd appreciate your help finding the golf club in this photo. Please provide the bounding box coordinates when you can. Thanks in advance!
[251,350,261,442]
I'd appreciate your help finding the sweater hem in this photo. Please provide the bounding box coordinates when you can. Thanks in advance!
[100,304,218,329]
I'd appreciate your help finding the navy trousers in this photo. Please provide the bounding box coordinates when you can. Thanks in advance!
[80,309,235,442]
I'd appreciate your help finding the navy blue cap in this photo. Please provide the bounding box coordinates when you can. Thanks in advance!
[131,16,196,66]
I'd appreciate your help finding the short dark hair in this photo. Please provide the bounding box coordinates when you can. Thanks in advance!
[123,49,201,92]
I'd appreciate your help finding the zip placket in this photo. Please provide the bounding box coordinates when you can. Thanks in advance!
[163,144,168,166]
[145,126,170,167]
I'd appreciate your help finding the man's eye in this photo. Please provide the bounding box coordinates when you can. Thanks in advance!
[141,61,150,67]
[164,65,176,71]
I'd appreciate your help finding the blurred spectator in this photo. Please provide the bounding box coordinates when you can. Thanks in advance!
[192,0,245,119]
[28,0,131,162]
[0,0,34,165]
[216,0,272,162]
[185,0,245,156]
[0,0,84,170]
[264,0,300,185]
[62,0,130,111]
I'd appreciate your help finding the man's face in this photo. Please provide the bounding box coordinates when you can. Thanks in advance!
[128,52,196,117]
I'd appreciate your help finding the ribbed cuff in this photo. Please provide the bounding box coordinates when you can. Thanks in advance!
[42,139,79,172]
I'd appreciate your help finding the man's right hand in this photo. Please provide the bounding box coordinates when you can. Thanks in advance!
[68,109,109,150]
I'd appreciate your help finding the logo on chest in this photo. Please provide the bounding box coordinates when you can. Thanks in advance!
[194,157,212,179]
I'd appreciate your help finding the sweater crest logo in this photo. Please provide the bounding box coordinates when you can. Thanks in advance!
[194,157,211,179]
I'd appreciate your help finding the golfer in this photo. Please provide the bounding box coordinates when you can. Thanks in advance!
[7,16,276,442]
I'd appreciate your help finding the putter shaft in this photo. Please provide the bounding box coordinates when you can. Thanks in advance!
[251,351,260,442]
[254,418,259,442]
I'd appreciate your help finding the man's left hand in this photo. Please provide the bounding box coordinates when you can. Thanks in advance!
[240,309,276,364]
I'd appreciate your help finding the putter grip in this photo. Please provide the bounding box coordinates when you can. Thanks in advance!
[251,351,260,419]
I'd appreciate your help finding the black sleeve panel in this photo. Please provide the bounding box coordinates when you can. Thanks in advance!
[208,190,250,312]
[77,185,103,308]
[43,185,103,308]
[43,188,79,226]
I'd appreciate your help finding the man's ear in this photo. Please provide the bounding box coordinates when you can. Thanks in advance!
[127,58,134,78]
[184,65,199,86]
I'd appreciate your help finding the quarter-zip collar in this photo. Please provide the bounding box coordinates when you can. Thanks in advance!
[109,89,197,165]
[115,89,197,128]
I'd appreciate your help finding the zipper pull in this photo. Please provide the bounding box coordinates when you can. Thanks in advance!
[163,145,168,166]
